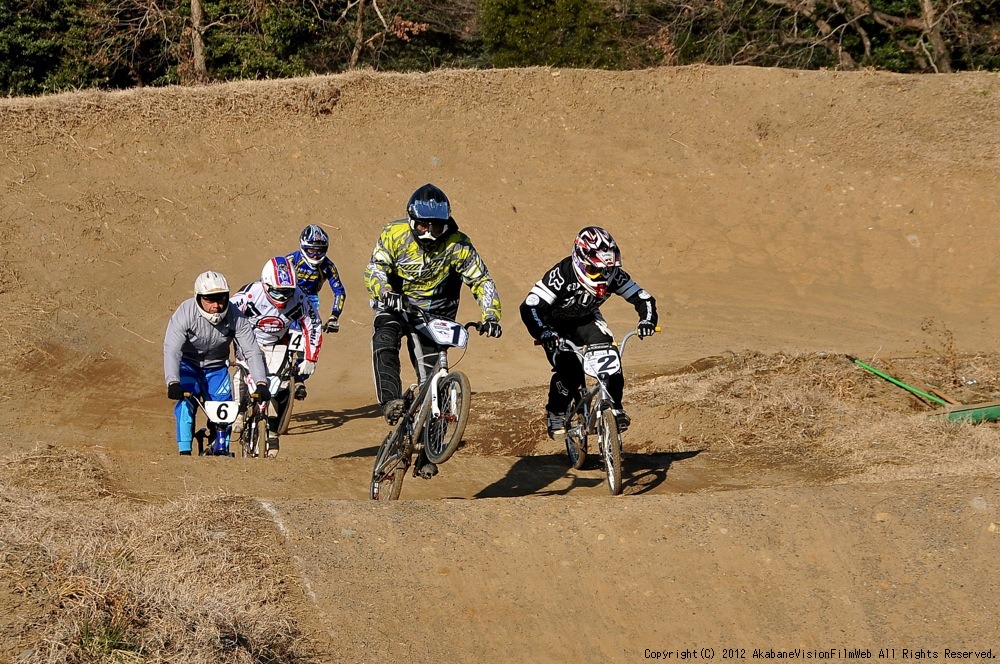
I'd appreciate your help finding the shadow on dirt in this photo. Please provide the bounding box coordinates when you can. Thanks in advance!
[474,450,702,498]
[286,404,383,434]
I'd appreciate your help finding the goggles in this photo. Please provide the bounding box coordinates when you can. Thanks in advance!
[303,246,327,260]
[200,292,230,304]
[266,285,295,303]
[584,264,610,280]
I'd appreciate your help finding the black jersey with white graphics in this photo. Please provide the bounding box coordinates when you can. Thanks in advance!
[519,257,657,339]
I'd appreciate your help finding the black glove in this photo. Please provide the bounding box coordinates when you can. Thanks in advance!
[637,321,657,339]
[324,315,340,333]
[380,290,404,312]
[539,329,560,353]
[479,317,502,338]
[252,382,271,403]
[167,382,185,401]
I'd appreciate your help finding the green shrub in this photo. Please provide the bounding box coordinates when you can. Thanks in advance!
[480,0,623,68]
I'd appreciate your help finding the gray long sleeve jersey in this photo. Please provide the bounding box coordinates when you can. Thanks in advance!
[163,298,268,386]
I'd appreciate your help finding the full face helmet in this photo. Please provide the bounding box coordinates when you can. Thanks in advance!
[260,257,297,308]
[299,224,329,267]
[571,226,622,298]
[193,270,230,325]
[406,183,452,249]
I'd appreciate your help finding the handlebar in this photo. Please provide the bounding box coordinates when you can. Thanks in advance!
[403,303,481,333]
[533,325,661,355]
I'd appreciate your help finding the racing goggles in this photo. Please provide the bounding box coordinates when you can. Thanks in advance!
[583,263,612,280]
[303,246,327,261]
[412,218,448,240]
[199,292,229,304]
[266,285,296,303]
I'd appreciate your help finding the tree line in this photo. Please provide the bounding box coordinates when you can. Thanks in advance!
[2,0,998,95]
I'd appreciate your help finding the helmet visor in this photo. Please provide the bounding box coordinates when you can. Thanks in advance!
[266,285,295,303]
[303,246,326,261]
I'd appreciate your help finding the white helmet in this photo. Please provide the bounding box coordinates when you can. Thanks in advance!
[261,256,297,308]
[193,271,230,325]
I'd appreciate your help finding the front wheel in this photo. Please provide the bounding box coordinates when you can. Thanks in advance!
[598,408,623,495]
[422,371,471,465]
[371,432,409,501]
[277,375,295,435]
[240,408,265,459]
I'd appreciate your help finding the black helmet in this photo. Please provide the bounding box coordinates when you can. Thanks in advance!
[406,184,452,248]
[299,224,329,266]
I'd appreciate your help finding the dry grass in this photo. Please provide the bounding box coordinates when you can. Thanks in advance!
[628,351,1000,482]
[1,447,311,663]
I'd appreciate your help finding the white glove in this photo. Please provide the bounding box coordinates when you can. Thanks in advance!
[298,360,317,377]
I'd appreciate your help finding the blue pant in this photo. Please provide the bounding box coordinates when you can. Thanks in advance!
[174,359,233,453]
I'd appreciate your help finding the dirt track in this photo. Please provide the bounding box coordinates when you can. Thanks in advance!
[2,66,999,660]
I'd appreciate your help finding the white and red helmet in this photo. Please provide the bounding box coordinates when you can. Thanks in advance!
[571,226,621,298]
[261,256,297,308]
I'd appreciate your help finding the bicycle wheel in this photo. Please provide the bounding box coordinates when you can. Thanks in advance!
[564,398,588,470]
[598,407,623,495]
[240,409,265,459]
[422,371,471,465]
[371,432,409,501]
[277,376,295,435]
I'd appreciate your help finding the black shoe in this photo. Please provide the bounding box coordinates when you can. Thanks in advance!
[382,398,406,425]
[417,462,439,479]
[294,384,307,401]
[265,437,279,459]
[611,408,631,432]
[546,411,566,440]
[179,450,192,456]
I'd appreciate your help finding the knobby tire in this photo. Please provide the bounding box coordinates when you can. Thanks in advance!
[371,431,408,501]
[598,408,623,495]
[422,371,471,465]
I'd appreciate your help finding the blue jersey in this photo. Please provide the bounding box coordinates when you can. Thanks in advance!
[285,250,347,316]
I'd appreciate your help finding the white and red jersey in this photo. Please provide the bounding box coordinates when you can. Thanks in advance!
[231,281,323,362]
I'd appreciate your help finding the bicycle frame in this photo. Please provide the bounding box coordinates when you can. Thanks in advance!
[560,329,640,426]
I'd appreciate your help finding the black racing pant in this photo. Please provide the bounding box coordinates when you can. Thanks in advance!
[371,311,444,407]
[545,315,624,415]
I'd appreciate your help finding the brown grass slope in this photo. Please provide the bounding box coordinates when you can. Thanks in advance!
[1,67,1000,659]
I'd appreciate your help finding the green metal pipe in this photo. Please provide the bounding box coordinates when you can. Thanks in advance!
[846,355,949,406]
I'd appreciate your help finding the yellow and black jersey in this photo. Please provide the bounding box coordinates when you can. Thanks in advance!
[364,220,501,322]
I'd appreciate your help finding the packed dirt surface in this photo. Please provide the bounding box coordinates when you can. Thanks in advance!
[2,66,1000,660]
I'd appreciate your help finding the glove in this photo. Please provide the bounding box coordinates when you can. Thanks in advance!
[539,329,560,353]
[298,360,317,377]
[380,290,404,312]
[479,317,502,338]
[637,321,657,339]
[252,382,271,403]
[324,315,340,333]
[167,382,185,401]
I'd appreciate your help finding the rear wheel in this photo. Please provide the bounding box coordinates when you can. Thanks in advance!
[422,371,471,465]
[371,432,409,501]
[564,399,588,470]
[598,408,623,495]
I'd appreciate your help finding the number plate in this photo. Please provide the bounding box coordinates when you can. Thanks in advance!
[417,318,469,348]
[287,329,305,353]
[582,346,621,378]
[204,400,239,424]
